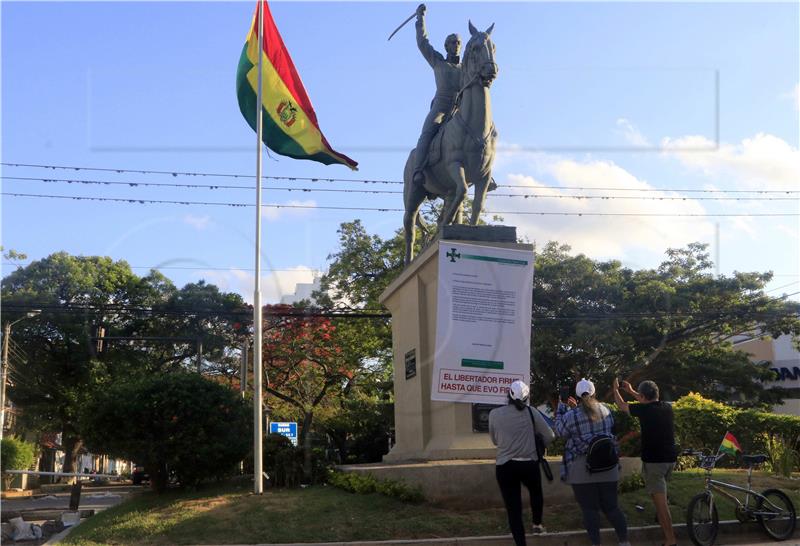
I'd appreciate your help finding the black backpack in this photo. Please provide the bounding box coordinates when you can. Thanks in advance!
[585,434,619,473]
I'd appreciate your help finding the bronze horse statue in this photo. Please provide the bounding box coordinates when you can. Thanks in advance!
[403,21,498,264]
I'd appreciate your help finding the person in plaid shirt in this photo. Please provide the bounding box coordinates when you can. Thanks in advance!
[555,378,629,546]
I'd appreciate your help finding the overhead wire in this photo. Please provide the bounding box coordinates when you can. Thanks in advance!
[3,175,799,201]
[4,192,797,217]
[3,162,798,194]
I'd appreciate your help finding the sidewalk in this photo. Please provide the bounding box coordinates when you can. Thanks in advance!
[134,521,796,546]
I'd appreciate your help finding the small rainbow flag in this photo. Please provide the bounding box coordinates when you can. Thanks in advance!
[236,1,358,170]
[719,431,742,456]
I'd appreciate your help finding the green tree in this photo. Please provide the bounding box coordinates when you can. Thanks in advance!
[1,437,36,489]
[1,253,165,473]
[1,252,251,475]
[316,224,799,409]
[531,242,799,407]
[262,304,367,479]
[142,281,250,381]
[316,366,393,463]
[80,373,251,493]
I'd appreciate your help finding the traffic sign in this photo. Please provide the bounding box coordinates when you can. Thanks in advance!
[269,422,298,446]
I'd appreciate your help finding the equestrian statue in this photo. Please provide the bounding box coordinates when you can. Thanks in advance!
[400,4,498,264]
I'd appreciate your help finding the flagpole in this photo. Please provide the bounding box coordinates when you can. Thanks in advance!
[253,0,265,496]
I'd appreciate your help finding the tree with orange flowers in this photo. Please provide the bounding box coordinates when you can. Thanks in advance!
[261,304,359,480]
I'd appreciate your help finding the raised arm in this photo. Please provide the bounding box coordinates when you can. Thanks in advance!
[415,4,444,68]
[622,380,645,403]
[612,378,630,413]
[554,399,576,437]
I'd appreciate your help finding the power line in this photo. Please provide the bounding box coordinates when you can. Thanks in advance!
[4,176,798,202]
[1,261,320,273]
[2,300,796,321]
[5,192,798,217]
[3,162,798,194]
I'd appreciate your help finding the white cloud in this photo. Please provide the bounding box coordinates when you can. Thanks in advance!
[183,214,211,231]
[262,200,317,221]
[616,118,650,146]
[661,133,799,191]
[775,224,799,240]
[193,266,318,304]
[497,158,713,259]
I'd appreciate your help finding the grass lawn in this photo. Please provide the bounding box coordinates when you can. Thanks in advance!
[63,471,800,545]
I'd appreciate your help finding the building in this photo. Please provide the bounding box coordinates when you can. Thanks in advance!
[734,333,800,415]
[280,274,322,305]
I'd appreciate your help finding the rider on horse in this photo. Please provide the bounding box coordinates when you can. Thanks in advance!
[412,3,461,189]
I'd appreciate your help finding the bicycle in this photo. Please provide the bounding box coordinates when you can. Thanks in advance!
[684,450,797,546]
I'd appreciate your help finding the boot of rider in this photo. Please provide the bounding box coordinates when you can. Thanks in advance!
[412,131,434,187]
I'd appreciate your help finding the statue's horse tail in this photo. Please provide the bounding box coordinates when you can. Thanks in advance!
[402,150,424,265]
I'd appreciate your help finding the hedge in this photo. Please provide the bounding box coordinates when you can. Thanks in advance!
[544,394,800,468]
[673,392,800,458]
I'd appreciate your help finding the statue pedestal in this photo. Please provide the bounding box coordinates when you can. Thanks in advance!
[380,226,533,461]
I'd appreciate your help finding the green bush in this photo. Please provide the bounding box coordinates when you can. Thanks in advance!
[80,373,252,492]
[262,436,333,487]
[264,433,302,487]
[618,472,645,493]
[618,430,642,457]
[762,434,799,477]
[328,470,424,503]
[675,454,698,471]
[1,437,36,489]
[673,393,800,471]
[674,393,735,452]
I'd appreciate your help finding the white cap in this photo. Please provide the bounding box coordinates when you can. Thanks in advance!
[509,380,530,402]
[576,378,595,397]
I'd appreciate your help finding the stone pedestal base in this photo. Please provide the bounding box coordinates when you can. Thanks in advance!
[340,458,642,507]
[380,226,532,462]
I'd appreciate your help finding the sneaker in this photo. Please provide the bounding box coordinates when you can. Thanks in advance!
[532,525,546,534]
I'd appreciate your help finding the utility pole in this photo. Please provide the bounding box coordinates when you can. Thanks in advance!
[1,310,41,440]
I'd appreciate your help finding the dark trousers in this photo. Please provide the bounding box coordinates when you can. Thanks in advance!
[496,460,543,546]
[571,482,628,545]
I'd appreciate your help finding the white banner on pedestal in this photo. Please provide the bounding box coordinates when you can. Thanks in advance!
[432,241,534,404]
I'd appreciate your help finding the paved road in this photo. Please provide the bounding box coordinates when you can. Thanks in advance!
[2,484,141,515]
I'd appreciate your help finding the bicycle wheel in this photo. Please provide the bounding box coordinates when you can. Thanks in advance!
[757,488,796,541]
[687,492,719,546]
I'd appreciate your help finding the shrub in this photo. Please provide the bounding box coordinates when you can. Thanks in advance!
[762,434,799,477]
[618,430,642,457]
[675,454,698,471]
[674,393,735,452]
[618,472,645,493]
[673,393,800,471]
[264,433,303,487]
[1,437,36,489]
[80,373,252,492]
[328,470,424,503]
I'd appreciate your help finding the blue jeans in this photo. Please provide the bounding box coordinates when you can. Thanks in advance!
[571,482,628,544]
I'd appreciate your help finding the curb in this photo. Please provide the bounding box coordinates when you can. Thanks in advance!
[198,521,794,546]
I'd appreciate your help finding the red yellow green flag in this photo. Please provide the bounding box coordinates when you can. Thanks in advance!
[236,1,358,170]
[719,431,742,456]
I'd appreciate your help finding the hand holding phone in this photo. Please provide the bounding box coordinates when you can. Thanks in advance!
[559,385,571,403]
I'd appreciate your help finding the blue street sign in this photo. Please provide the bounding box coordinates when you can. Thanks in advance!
[270,422,298,446]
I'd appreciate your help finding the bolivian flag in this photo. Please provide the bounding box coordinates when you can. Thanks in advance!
[719,431,742,456]
[236,1,358,170]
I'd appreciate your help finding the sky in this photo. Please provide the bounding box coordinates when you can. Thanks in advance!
[2,1,799,305]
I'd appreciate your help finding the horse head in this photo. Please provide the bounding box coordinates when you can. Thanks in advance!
[464,21,498,88]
